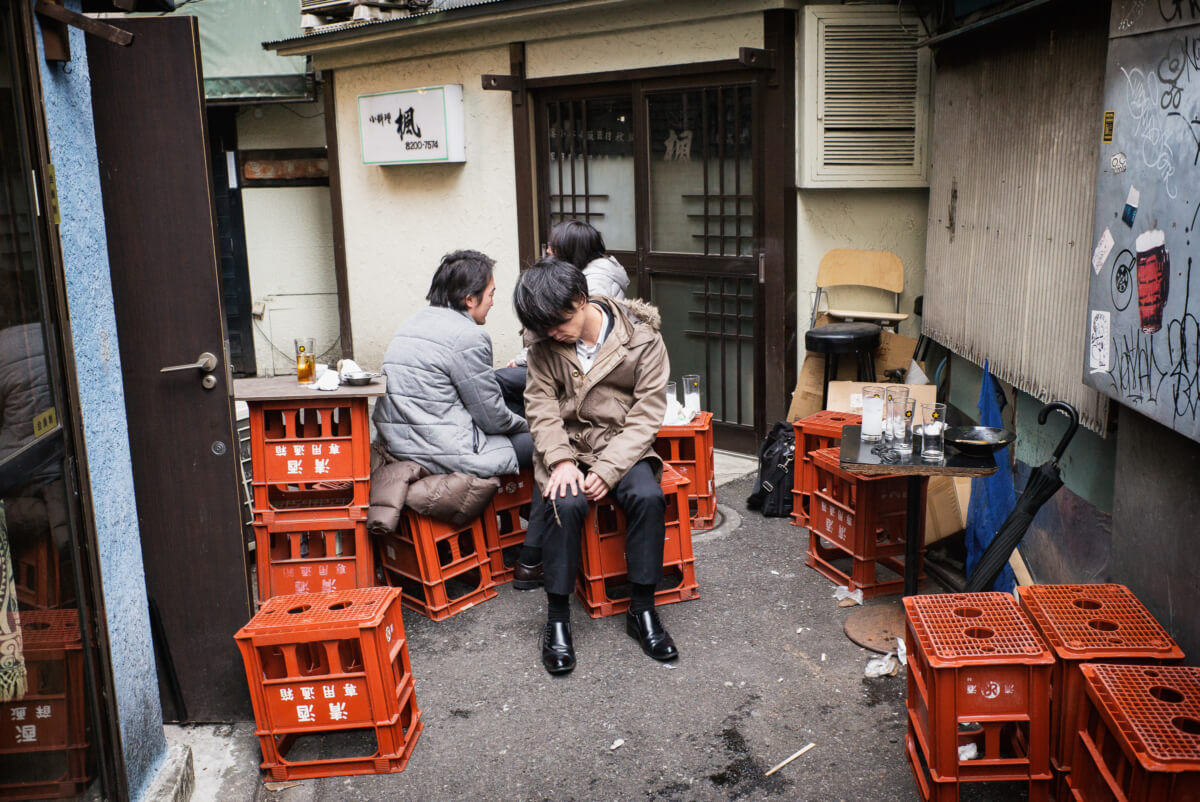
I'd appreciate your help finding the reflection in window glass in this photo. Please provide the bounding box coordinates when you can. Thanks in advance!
[648,86,754,256]
[0,8,97,799]
[653,273,754,427]
[546,97,635,252]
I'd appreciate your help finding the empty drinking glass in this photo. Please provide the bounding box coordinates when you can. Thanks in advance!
[894,398,916,453]
[920,402,946,461]
[884,386,910,442]
[861,385,886,441]
[682,374,702,410]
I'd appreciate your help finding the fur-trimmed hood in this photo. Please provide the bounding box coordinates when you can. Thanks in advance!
[611,296,661,331]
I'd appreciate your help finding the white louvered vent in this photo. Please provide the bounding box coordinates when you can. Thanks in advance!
[802,7,930,188]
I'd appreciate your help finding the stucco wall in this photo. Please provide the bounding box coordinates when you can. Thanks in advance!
[35,4,165,798]
[235,96,342,375]
[331,13,766,370]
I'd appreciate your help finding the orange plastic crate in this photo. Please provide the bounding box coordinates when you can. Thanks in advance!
[904,593,1054,796]
[790,411,860,527]
[575,464,699,618]
[234,587,423,780]
[254,520,375,603]
[13,531,61,611]
[0,610,91,802]
[654,411,717,530]
[247,399,372,486]
[805,447,922,598]
[1068,664,1200,802]
[377,509,496,621]
[251,479,370,520]
[1016,584,1184,773]
[481,469,535,584]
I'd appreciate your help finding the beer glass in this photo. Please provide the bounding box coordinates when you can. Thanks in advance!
[920,403,946,461]
[1135,229,1169,333]
[894,398,916,453]
[682,374,701,410]
[295,338,316,383]
[884,386,909,442]
[861,385,885,441]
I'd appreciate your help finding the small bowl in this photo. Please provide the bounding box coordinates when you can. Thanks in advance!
[341,371,378,386]
[944,426,1016,458]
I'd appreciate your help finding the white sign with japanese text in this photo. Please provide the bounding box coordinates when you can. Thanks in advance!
[358,84,466,165]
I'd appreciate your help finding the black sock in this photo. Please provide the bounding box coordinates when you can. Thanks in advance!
[629,583,656,614]
[547,592,570,623]
[519,546,542,566]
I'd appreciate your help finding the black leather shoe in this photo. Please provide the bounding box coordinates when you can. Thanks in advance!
[625,608,679,661]
[541,621,575,675]
[512,562,544,590]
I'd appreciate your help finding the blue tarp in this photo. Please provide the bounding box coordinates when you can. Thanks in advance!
[964,360,1017,593]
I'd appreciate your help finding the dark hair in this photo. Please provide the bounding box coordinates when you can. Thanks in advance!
[513,257,588,336]
[426,250,495,311]
[548,220,606,270]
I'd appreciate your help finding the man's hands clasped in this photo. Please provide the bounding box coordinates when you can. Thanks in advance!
[544,460,609,502]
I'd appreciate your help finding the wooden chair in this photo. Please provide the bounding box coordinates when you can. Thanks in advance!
[810,248,907,331]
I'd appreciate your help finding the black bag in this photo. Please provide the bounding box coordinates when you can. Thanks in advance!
[746,421,795,517]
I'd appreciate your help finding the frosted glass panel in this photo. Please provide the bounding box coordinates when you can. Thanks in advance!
[546,97,635,251]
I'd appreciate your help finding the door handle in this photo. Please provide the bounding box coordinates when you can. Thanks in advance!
[160,352,218,373]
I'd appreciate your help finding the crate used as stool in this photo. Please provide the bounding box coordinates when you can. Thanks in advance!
[903,593,1054,801]
[654,411,717,530]
[575,463,699,618]
[481,468,535,584]
[791,410,861,528]
[1016,584,1184,774]
[1068,663,1200,802]
[234,587,422,780]
[377,508,496,621]
[0,610,91,801]
[805,447,923,598]
[254,519,375,603]
[251,480,371,524]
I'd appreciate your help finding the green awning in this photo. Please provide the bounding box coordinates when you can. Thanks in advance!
[135,0,311,102]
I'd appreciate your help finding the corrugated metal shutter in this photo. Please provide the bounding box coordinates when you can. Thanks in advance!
[820,23,920,166]
[923,11,1110,433]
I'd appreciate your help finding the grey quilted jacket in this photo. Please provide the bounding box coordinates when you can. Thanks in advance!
[373,306,527,477]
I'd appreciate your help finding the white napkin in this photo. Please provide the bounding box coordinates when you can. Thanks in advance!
[337,359,364,378]
[662,398,699,425]
[314,370,340,391]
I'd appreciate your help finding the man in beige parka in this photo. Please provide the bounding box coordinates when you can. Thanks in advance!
[514,257,679,676]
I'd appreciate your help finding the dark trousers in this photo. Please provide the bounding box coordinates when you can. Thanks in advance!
[537,459,665,596]
[495,366,527,418]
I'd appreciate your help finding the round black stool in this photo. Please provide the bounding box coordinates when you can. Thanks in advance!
[804,322,882,408]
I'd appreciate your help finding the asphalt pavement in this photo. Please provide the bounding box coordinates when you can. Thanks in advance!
[167,468,1030,802]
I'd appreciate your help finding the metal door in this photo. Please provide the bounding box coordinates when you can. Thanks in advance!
[88,16,251,721]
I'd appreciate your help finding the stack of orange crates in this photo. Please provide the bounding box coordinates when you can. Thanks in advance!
[1016,583,1184,799]
[481,468,536,584]
[1069,663,1200,801]
[654,411,717,530]
[790,411,861,528]
[805,447,923,598]
[234,587,422,780]
[246,396,375,603]
[376,507,497,621]
[904,592,1055,802]
[575,463,699,618]
[0,610,91,801]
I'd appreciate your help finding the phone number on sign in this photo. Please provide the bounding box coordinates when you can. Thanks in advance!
[405,140,440,150]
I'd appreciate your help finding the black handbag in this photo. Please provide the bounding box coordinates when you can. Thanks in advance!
[746,421,795,517]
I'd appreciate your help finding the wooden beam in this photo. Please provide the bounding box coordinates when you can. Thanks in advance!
[35,0,134,64]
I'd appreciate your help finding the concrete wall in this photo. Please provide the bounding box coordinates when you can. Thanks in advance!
[236,93,341,375]
[35,4,165,798]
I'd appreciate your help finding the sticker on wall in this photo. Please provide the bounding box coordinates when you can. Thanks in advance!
[1089,310,1110,373]
[1122,186,1140,227]
[1110,151,1127,174]
[1092,227,1115,275]
[1102,110,1115,143]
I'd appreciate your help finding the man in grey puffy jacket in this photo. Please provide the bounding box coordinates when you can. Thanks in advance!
[373,250,532,478]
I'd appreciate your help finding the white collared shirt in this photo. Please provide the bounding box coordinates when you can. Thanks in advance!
[575,303,613,374]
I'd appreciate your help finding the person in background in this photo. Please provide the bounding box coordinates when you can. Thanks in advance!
[546,219,629,300]
[513,257,677,676]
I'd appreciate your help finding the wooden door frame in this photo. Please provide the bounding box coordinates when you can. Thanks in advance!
[517,13,796,449]
[10,1,124,796]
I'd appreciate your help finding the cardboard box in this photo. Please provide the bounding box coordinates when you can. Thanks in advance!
[787,322,921,421]
[924,475,971,545]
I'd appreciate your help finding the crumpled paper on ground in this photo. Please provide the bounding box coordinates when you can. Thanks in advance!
[864,652,900,677]
[833,585,863,607]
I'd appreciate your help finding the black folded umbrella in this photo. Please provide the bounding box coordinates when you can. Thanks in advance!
[965,402,1079,593]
